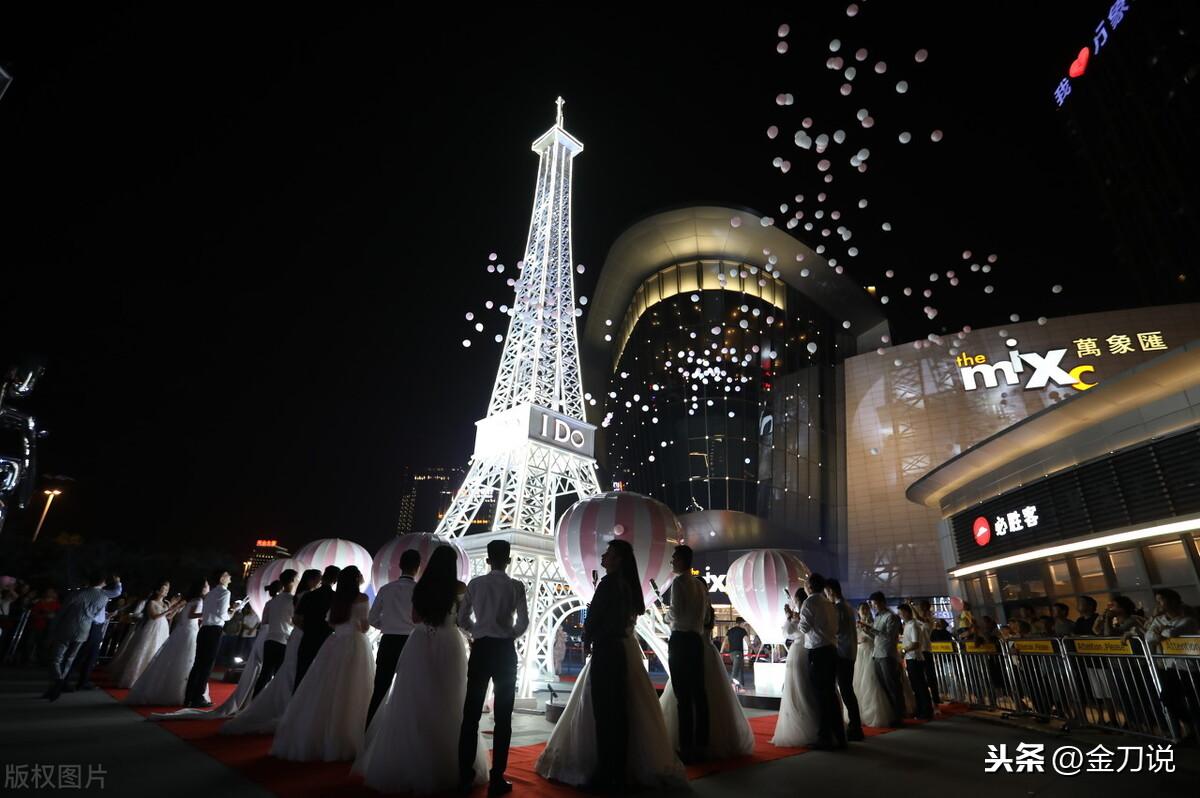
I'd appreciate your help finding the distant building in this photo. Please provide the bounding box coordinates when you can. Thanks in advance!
[396,466,494,535]
[243,538,290,579]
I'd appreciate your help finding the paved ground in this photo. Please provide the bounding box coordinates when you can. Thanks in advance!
[1,664,1197,796]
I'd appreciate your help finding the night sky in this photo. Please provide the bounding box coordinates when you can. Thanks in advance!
[0,3,1194,558]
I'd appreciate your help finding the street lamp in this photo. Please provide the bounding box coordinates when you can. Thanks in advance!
[32,488,61,542]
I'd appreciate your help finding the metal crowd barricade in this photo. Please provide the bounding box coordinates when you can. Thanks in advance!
[1147,635,1200,742]
[1002,637,1081,728]
[956,639,1019,711]
[1061,636,1172,740]
[928,641,967,704]
[1,608,30,664]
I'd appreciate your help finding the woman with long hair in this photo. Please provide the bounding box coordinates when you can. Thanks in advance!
[111,580,183,688]
[222,569,318,736]
[270,565,374,762]
[354,545,488,793]
[536,538,685,790]
[126,579,209,706]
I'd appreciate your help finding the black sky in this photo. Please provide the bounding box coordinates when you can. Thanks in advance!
[0,2,1192,555]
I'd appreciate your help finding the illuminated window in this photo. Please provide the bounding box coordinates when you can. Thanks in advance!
[1107,549,1149,590]
[1048,560,1073,594]
[1145,541,1196,586]
[1074,554,1108,592]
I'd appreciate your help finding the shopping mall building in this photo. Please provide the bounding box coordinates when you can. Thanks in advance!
[583,205,1200,620]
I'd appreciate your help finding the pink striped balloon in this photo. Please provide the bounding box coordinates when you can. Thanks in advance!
[555,491,680,605]
[724,550,810,644]
[296,538,375,597]
[372,534,469,588]
[246,557,305,619]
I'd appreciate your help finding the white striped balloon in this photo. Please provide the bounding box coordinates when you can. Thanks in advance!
[555,491,680,605]
[372,534,469,588]
[295,538,375,598]
[724,549,810,644]
[246,557,305,619]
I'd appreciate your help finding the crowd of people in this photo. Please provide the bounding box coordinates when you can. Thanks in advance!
[3,550,1199,793]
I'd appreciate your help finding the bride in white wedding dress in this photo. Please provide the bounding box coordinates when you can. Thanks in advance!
[853,602,892,727]
[771,619,820,747]
[221,569,321,735]
[270,566,374,762]
[353,545,488,794]
[536,540,686,790]
[112,581,181,688]
[125,580,210,707]
[661,633,755,758]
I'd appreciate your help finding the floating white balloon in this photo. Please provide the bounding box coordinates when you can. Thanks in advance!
[915,48,929,63]
[896,80,909,93]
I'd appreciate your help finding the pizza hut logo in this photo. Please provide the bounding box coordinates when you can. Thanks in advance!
[972,516,992,547]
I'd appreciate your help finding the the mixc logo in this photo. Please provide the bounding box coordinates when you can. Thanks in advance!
[955,349,1097,392]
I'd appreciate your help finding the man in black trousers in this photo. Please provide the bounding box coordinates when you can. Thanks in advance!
[665,544,710,762]
[458,540,527,796]
[366,548,420,726]
[824,579,864,741]
[798,572,846,750]
[185,569,246,708]
[292,565,340,691]
[71,574,123,691]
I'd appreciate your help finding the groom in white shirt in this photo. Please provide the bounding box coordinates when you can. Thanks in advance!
[185,569,246,708]
[798,572,845,750]
[666,544,710,762]
[366,547,420,726]
[457,540,528,796]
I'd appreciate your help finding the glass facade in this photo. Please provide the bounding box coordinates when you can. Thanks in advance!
[602,260,852,544]
[955,533,1200,622]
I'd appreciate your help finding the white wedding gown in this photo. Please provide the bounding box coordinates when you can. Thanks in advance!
[353,609,488,794]
[661,640,755,758]
[125,599,210,706]
[112,601,171,688]
[221,628,303,735]
[536,632,687,788]
[270,600,374,762]
[771,641,820,747]
[151,625,270,720]
[852,635,892,727]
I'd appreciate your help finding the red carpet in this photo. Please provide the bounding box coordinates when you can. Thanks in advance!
[102,673,969,797]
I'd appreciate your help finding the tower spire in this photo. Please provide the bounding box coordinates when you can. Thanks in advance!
[555,95,564,127]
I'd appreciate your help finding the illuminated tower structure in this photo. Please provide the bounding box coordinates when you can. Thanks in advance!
[435,98,601,697]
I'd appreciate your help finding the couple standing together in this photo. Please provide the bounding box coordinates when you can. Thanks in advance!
[536,541,747,791]
[354,539,526,797]
[773,573,865,750]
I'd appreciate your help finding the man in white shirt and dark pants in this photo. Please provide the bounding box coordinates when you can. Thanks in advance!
[665,544,710,762]
[798,572,845,750]
[898,603,933,720]
[824,578,864,741]
[186,569,246,708]
[458,540,528,796]
[366,548,421,726]
[254,568,298,697]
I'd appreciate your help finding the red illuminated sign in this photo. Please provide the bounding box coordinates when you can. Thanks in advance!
[255,539,278,548]
[972,517,992,547]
